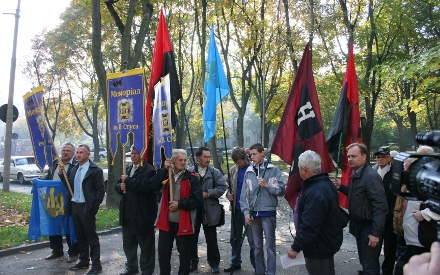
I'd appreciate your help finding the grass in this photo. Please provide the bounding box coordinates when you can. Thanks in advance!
[0,191,119,250]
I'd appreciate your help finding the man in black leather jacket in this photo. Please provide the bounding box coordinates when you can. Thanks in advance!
[333,143,388,275]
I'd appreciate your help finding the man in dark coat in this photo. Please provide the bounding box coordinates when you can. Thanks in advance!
[333,143,388,275]
[288,150,343,275]
[372,147,397,275]
[115,146,160,275]
[60,144,105,275]
[42,142,79,263]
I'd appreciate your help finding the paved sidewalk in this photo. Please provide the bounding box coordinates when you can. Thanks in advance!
[0,169,383,274]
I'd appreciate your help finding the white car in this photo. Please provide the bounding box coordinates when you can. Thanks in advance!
[90,147,107,158]
[0,156,47,184]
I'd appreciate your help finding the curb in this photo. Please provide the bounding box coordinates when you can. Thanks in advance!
[0,226,122,258]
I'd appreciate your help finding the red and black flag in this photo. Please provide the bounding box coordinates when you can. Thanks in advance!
[271,44,335,209]
[145,9,182,163]
[326,42,362,208]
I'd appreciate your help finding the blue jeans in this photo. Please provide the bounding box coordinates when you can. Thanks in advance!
[230,210,255,267]
[354,222,382,275]
[251,216,276,275]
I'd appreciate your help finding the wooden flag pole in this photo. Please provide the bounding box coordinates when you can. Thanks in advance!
[168,166,173,201]
[59,156,74,198]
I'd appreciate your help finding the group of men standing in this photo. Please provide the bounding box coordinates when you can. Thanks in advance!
[41,140,420,275]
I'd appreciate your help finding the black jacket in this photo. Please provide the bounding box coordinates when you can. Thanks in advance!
[115,161,160,233]
[373,163,396,222]
[340,163,388,238]
[292,173,343,259]
[60,160,105,216]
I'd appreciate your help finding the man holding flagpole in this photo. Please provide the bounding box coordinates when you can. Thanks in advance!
[42,142,79,263]
[155,149,203,275]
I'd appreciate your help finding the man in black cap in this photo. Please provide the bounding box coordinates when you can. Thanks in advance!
[372,146,397,275]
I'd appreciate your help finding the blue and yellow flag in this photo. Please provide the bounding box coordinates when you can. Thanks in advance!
[153,74,173,169]
[107,68,147,163]
[28,179,76,243]
[203,26,230,143]
[23,86,57,171]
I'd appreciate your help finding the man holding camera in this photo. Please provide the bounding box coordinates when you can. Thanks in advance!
[333,143,388,275]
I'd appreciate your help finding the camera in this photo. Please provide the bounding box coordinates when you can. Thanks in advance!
[391,130,440,216]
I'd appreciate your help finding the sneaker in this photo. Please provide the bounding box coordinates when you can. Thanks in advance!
[86,268,103,275]
[211,267,220,274]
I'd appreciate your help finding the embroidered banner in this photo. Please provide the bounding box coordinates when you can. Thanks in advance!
[107,68,147,163]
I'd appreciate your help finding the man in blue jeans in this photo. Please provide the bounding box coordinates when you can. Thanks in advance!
[240,143,285,275]
[225,147,255,272]
[333,143,388,275]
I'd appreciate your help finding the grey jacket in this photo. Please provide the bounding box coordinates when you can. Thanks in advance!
[188,166,227,226]
[240,162,285,216]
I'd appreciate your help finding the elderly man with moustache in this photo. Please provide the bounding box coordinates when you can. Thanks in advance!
[43,142,79,263]
[154,149,203,275]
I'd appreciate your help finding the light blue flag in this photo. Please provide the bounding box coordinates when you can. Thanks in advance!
[28,179,76,244]
[203,26,230,143]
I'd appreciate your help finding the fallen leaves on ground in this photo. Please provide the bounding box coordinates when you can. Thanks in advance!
[0,204,30,228]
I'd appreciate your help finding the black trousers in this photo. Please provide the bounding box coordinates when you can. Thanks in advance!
[305,257,335,275]
[122,220,155,274]
[381,219,398,275]
[158,222,192,275]
[190,207,220,268]
[71,202,101,269]
[49,234,79,256]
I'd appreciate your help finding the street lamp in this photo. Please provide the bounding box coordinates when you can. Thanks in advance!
[3,0,21,192]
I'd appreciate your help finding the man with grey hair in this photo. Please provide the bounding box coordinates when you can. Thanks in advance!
[154,149,203,275]
[60,144,105,275]
[43,142,79,263]
[288,150,343,275]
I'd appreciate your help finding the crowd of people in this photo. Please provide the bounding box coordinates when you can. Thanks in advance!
[39,141,440,275]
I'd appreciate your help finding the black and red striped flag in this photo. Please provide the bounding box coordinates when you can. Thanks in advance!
[271,44,335,209]
[326,42,362,208]
[145,9,182,163]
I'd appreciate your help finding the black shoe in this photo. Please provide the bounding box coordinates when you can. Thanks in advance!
[69,262,90,270]
[45,251,64,260]
[357,271,363,275]
[224,264,241,272]
[211,267,220,274]
[120,269,139,275]
[87,268,103,275]
[189,265,197,272]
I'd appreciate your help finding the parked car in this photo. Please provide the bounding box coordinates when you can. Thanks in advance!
[0,156,47,184]
[90,147,107,158]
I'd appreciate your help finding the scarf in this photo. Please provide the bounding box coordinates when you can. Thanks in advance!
[155,176,193,236]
